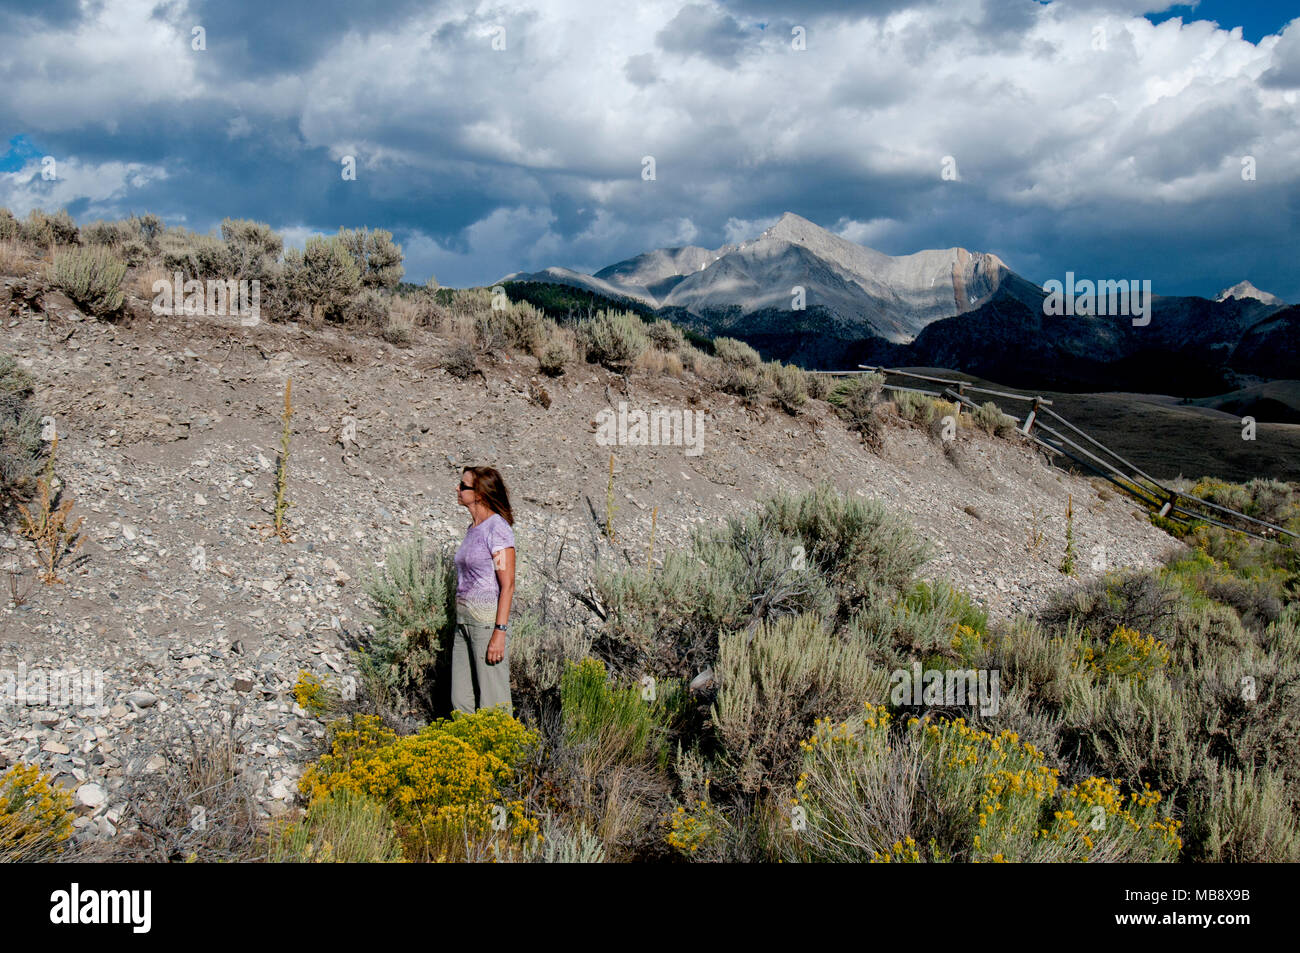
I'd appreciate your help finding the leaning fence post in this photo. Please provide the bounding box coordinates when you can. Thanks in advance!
[1158,492,1176,519]
[1021,397,1040,434]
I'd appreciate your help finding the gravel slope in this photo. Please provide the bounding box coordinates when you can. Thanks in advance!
[0,283,1181,842]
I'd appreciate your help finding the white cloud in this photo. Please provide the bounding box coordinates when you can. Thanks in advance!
[401,205,566,285]
[2,0,1295,287]
[0,157,170,218]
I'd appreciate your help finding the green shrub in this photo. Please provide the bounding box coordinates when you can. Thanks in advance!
[337,226,404,289]
[358,535,457,717]
[118,239,150,267]
[894,389,953,426]
[646,319,685,352]
[766,362,807,414]
[81,219,136,247]
[506,609,592,723]
[20,208,79,247]
[0,354,42,509]
[904,579,990,636]
[711,613,888,797]
[831,373,886,447]
[576,310,650,370]
[0,208,18,241]
[972,400,1016,437]
[1186,763,1300,862]
[269,788,404,862]
[381,311,413,346]
[283,235,361,321]
[712,336,761,368]
[720,365,765,399]
[560,657,674,774]
[441,342,479,379]
[159,227,228,279]
[392,289,444,330]
[1039,569,1183,643]
[593,501,839,681]
[476,301,547,355]
[220,218,283,280]
[48,245,126,315]
[594,547,749,682]
[536,319,575,376]
[343,287,390,329]
[759,480,931,607]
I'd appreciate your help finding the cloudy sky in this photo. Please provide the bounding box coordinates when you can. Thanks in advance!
[2,0,1297,299]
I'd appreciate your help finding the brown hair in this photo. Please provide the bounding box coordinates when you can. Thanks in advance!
[463,466,514,526]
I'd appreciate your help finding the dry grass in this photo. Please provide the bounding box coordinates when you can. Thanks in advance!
[633,347,667,375]
[445,312,478,348]
[0,239,38,277]
[113,717,264,862]
[129,264,170,305]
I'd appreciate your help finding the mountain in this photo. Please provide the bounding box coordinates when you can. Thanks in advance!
[493,265,657,310]
[886,290,1284,396]
[501,213,1293,387]
[1216,280,1285,307]
[1229,304,1300,381]
[502,212,1044,346]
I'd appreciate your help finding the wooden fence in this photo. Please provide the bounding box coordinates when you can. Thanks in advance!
[808,365,1300,544]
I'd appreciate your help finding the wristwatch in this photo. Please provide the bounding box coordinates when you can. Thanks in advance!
[494,623,508,632]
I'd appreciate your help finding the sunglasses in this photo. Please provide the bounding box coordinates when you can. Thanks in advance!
[458,481,474,492]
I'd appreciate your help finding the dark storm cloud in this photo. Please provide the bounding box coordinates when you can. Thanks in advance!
[177,0,434,77]
[655,3,751,67]
[0,0,1296,300]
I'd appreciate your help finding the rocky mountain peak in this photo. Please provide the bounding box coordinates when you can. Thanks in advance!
[1215,280,1284,306]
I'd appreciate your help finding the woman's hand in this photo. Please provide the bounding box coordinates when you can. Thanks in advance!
[486,630,506,664]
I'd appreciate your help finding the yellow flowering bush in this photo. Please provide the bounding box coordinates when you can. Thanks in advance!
[788,705,1182,862]
[1038,777,1182,861]
[300,709,539,861]
[1078,625,1170,682]
[294,670,330,716]
[0,762,75,861]
[950,623,1001,667]
[873,836,924,863]
[664,781,723,857]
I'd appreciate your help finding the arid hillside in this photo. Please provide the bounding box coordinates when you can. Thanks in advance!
[0,269,1181,839]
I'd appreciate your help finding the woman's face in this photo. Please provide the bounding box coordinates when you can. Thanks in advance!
[457,470,475,507]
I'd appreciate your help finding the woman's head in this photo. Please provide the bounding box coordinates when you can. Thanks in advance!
[458,466,514,525]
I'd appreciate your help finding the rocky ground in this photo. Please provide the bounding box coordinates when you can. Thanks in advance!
[0,279,1181,845]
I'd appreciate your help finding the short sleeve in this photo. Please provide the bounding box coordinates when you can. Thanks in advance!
[487,515,515,555]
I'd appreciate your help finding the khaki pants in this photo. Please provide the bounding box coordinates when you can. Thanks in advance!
[450,616,512,716]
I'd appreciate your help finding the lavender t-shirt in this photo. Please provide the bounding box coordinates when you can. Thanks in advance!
[454,513,515,624]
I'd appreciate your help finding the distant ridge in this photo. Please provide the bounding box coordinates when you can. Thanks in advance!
[499,213,1291,388]
[501,212,1043,344]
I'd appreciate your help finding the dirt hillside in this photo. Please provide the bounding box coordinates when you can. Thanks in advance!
[0,281,1180,838]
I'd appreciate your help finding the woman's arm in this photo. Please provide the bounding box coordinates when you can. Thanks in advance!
[492,546,515,626]
[486,546,515,664]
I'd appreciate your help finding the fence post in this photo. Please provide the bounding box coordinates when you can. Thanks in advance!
[1158,492,1176,519]
[955,382,965,415]
[1021,397,1040,435]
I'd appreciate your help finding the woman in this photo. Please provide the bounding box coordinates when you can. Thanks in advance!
[451,466,516,715]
